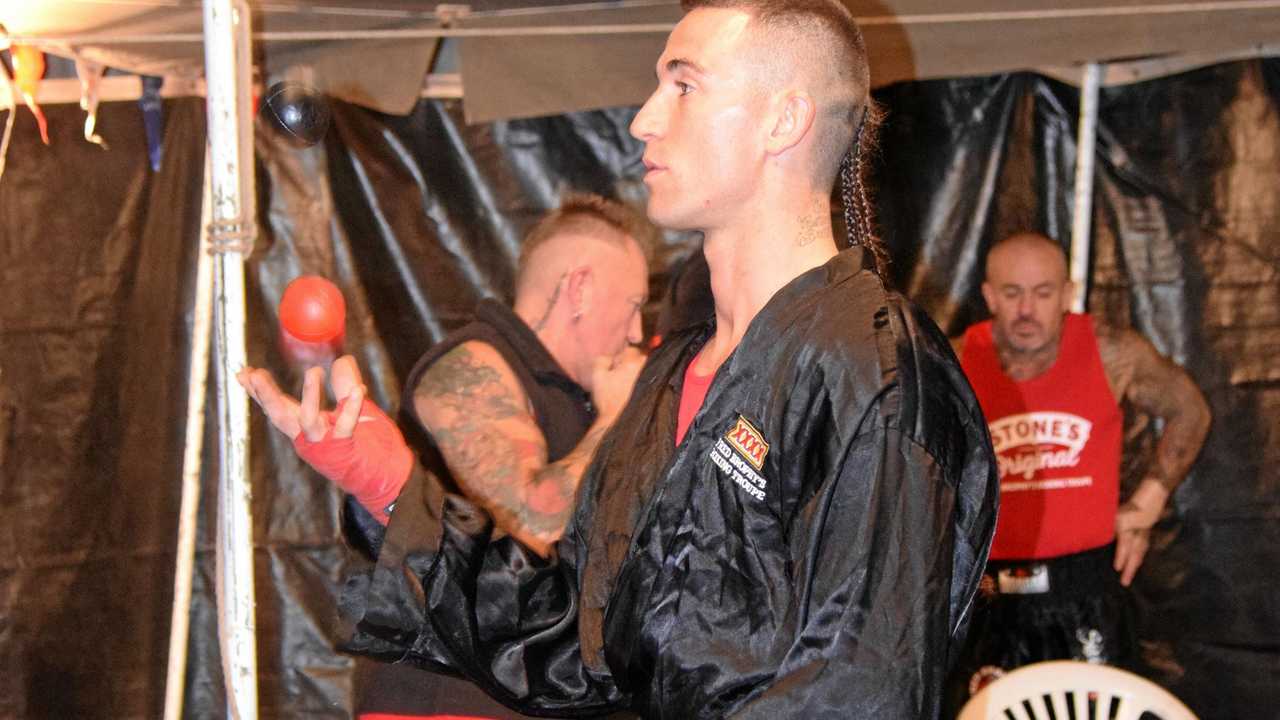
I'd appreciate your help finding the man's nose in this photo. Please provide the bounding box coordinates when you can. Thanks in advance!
[628,313,644,345]
[630,92,662,141]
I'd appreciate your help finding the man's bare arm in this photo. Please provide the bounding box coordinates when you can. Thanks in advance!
[1097,326,1212,494]
[1097,326,1211,585]
[413,341,625,557]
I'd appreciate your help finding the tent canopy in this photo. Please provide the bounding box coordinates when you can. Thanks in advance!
[6,1,1280,119]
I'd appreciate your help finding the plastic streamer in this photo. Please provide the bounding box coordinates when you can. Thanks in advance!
[0,52,15,184]
[10,44,49,145]
[140,75,164,171]
[75,58,109,149]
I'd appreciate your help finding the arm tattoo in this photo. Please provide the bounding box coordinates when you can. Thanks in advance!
[520,424,613,536]
[415,343,611,554]
[1098,327,1211,492]
[417,346,524,418]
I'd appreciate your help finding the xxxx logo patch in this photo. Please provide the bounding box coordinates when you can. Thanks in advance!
[711,415,771,502]
[724,415,769,470]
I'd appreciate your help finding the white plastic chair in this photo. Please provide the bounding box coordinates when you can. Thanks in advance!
[957,660,1198,720]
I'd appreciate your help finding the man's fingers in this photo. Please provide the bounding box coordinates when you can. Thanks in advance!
[300,366,329,442]
[608,347,647,380]
[238,367,274,405]
[1115,531,1148,587]
[1119,546,1139,587]
[1119,557,1137,587]
[330,355,364,400]
[332,384,366,439]
[616,345,646,365]
[236,368,258,403]
[239,367,302,439]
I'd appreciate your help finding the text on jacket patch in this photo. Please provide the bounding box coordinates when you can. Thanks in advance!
[711,416,770,501]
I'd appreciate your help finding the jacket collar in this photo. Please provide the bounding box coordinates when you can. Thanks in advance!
[474,297,590,398]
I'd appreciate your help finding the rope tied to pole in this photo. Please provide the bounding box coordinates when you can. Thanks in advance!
[206,217,256,255]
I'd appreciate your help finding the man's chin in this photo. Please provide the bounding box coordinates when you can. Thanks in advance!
[644,201,697,232]
[997,328,1048,354]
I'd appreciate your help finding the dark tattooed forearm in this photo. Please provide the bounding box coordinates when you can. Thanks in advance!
[1099,327,1211,493]
[1142,369,1211,492]
[430,424,524,505]
[520,463,578,536]
[519,424,611,536]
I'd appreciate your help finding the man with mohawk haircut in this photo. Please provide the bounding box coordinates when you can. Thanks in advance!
[341,2,1000,717]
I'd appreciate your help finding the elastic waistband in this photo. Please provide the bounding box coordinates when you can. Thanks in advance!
[985,543,1116,597]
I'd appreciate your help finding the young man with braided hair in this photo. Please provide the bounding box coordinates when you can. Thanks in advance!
[340,2,1000,717]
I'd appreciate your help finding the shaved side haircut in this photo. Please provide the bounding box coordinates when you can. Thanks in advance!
[681,0,889,274]
[515,194,651,296]
[682,0,870,186]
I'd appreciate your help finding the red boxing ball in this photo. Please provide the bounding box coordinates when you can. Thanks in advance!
[279,275,346,343]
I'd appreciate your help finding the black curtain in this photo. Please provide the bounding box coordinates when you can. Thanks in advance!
[0,60,1276,719]
[0,98,208,717]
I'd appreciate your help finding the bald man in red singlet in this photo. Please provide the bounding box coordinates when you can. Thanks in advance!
[949,231,1211,706]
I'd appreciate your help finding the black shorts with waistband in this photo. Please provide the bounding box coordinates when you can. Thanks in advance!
[945,543,1138,712]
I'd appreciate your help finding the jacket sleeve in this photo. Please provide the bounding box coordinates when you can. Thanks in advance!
[339,465,626,717]
[727,425,958,719]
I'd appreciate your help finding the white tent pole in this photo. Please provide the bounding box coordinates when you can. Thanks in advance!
[202,0,259,718]
[1070,62,1103,313]
[161,154,217,720]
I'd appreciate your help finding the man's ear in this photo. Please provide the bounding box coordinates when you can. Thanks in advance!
[565,265,593,318]
[1063,280,1078,314]
[764,90,816,156]
[981,281,998,315]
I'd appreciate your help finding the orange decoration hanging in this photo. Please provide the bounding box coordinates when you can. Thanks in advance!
[10,44,50,145]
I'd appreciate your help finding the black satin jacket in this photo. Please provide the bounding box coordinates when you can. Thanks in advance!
[342,247,1000,719]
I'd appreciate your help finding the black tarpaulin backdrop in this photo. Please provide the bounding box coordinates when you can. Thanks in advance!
[0,61,1276,719]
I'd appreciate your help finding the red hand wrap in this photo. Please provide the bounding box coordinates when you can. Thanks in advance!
[293,398,413,525]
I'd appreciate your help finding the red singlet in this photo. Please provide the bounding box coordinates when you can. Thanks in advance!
[676,354,714,445]
[960,314,1122,560]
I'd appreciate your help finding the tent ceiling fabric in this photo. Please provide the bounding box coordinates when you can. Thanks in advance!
[2,0,443,114]
[7,0,1280,119]
[458,0,1280,122]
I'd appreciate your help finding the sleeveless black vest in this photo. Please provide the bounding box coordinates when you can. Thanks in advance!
[398,298,596,483]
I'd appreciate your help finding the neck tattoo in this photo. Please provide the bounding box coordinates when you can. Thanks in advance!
[997,341,1060,381]
[796,212,820,247]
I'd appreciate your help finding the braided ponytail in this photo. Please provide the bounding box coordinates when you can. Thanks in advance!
[838,106,890,277]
